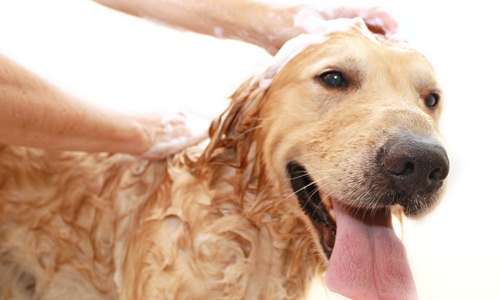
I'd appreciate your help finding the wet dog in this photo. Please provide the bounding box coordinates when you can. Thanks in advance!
[0,19,448,300]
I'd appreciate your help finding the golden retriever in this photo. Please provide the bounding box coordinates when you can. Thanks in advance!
[0,20,448,300]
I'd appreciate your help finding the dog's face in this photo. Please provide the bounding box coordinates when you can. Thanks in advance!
[256,22,449,299]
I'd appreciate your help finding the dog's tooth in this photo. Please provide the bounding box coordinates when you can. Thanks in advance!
[330,207,336,222]
[325,196,336,222]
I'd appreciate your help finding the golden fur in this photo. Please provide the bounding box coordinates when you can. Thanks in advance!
[0,24,444,300]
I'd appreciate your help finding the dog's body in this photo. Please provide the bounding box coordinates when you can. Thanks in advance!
[0,146,317,300]
[0,20,448,300]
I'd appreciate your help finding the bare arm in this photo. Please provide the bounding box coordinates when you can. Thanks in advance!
[94,0,398,54]
[95,0,301,54]
[0,54,206,158]
[0,1,395,158]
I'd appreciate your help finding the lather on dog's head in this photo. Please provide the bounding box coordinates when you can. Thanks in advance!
[205,18,448,299]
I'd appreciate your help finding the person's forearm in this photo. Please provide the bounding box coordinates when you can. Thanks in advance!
[94,0,303,53]
[0,54,150,154]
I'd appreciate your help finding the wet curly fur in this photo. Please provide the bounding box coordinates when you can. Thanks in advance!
[0,23,444,300]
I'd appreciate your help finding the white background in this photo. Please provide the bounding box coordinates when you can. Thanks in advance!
[0,1,499,299]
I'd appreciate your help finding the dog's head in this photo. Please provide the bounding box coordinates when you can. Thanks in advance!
[207,19,448,300]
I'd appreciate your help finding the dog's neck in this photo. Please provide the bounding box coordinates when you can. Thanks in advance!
[194,126,324,299]
[183,78,326,298]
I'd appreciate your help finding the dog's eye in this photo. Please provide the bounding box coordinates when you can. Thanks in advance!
[424,93,440,108]
[319,71,347,88]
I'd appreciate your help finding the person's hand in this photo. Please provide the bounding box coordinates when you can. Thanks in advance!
[264,4,399,55]
[136,112,209,160]
[300,5,399,36]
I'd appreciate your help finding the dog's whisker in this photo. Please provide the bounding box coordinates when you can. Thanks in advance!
[285,176,331,201]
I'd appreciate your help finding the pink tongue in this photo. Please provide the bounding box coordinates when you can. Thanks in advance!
[325,204,418,300]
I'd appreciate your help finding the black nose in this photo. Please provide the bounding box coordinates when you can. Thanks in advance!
[382,135,449,195]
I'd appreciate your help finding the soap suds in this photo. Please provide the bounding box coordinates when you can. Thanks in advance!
[256,18,367,89]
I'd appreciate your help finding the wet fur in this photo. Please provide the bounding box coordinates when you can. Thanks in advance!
[0,26,444,299]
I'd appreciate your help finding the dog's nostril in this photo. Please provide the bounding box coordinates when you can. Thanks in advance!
[429,167,445,181]
[383,157,414,177]
[399,162,414,176]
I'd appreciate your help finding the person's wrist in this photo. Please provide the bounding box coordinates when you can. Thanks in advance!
[128,116,155,156]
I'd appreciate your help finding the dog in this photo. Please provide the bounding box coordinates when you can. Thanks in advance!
[0,19,448,300]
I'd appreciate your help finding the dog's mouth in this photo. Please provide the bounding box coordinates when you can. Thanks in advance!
[286,161,418,300]
[286,162,337,257]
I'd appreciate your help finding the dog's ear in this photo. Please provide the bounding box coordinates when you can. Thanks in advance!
[202,78,268,167]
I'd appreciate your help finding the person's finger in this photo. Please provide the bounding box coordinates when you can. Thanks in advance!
[361,7,399,35]
[308,5,399,36]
